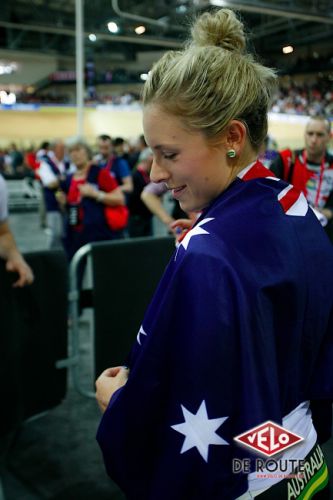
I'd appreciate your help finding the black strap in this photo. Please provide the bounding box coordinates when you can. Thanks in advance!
[86,164,99,185]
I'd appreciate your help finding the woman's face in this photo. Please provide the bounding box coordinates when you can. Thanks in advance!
[143,104,231,213]
[69,145,89,169]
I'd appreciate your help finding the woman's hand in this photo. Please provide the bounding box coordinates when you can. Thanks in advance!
[55,190,67,209]
[169,212,200,241]
[95,366,129,413]
[169,218,193,241]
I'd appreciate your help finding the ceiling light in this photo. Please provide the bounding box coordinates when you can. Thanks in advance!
[107,22,119,33]
[282,45,294,54]
[89,33,97,42]
[135,25,146,35]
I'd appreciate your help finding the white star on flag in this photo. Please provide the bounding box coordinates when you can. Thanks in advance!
[180,218,214,250]
[136,325,147,345]
[171,400,229,462]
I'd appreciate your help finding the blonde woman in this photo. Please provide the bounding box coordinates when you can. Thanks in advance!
[61,138,126,260]
[96,9,333,499]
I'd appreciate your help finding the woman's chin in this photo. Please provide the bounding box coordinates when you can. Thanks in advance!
[180,201,202,214]
[179,200,191,213]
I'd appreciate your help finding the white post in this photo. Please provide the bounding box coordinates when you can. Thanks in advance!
[75,0,84,137]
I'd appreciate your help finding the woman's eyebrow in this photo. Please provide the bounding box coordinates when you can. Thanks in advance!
[152,144,178,150]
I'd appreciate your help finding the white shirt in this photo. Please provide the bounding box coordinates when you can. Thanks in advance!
[38,153,75,187]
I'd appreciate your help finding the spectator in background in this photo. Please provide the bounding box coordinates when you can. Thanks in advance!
[60,138,126,261]
[271,79,333,117]
[35,141,50,229]
[8,143,24,175]
[258,134,279,168]
[25,145,40,174]
[38,139,74,249]
[0,174,34,287]
[112,137,130,164]
[140,181,174,230]
[270,115,333,239]
[128,134,147,170]
[127,148,154,237]
[95,134,133,196]
[36,141,50,161]
[20,145,39,199]
[141,180,189,234]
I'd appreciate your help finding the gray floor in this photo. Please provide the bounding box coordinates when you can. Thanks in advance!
[3,208,333,499]
[8,210,49,253]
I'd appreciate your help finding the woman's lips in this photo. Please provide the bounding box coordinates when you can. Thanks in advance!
[172,185,186,199]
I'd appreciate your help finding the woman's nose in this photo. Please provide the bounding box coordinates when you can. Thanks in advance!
[150,158,170,183]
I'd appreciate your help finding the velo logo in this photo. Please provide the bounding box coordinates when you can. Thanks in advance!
[234,421,303,457]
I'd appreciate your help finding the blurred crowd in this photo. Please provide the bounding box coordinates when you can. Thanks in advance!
[0,134,185,262]
[271,79,333,116]
[14,91,141,107]
[7,78,333,117]
[1,101,333,270]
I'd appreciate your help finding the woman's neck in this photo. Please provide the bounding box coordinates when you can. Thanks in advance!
[228,149,258,185]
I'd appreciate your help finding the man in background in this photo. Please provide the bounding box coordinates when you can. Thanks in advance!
[270,115,333,236]
[38,139,73,249]
[95,134,133,196]
[127,148,153,237]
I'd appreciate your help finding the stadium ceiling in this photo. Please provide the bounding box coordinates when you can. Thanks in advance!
[1,0,333,76]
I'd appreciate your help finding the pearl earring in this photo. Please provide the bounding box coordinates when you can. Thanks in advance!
[227,149,236,158]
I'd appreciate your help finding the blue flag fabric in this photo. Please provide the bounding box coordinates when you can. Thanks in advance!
[97,161,333,499]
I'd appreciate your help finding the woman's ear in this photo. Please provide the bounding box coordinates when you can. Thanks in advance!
[224,120,247,155]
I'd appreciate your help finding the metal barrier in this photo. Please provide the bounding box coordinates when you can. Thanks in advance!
[57,243,93,397]
[57,237,175,398]
[5,178,40,211]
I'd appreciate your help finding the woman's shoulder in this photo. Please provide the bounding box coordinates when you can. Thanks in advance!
[213,169,305,225]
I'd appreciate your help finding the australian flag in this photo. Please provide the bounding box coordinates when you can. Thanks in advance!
[97,161,333,499]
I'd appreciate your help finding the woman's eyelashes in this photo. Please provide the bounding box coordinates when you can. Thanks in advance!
[162,152,178,160]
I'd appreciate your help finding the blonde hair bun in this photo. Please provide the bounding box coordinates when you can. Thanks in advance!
[191,9,246,53]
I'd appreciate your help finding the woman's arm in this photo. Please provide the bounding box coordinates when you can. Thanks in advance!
[79,183,125,206]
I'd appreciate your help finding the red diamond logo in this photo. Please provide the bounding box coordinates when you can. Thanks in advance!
[234,421,303,457]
